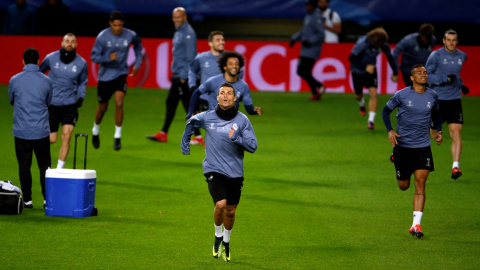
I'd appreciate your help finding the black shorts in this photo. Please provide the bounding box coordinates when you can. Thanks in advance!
[205,172,244,205]
[352,71,378,95]
[49,104,78,132]
[439,99,463,125]
[97,75,127,103]
[393,146,434,181]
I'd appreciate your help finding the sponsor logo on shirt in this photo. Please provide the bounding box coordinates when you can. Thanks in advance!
[54,62,60,69]
[427,101,431,109]
[407,100,413,107]
[208,123,215,130]
[204,62,210,68]
[107,41,112,47]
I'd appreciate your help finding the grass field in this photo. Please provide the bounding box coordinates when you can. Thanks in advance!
[1,85,479,269]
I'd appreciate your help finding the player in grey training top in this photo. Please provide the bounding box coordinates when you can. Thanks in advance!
[393,23,436,87]
[425,29,468,180]
[40,33,88,169]
[90,11,143,151]
[181,82,257,262]
[382,64,443,239]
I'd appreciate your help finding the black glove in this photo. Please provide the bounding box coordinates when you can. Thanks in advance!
[289,40,295,48]
[446,74,456,84]
[461,85,469,95]
[189,86,197,94]
[76,98,84,108]
[302,41,312,47]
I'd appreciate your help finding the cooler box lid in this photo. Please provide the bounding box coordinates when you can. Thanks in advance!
[46,168,96,179]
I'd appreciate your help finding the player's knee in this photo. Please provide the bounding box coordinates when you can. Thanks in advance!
[398,181,409,190]
[225,210,235,219]
[215,200,226,210]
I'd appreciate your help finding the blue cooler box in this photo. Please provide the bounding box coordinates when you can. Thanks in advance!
[45,168,97,218]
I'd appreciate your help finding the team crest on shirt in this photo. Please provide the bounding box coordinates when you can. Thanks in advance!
[204,62,210,68]
[232,123,238,131]
[407,100,413,107]
[186,35,191,39]
[208,123,215,130]
[427,102,431,109]
[123,40,128,46]
[458,59,462,65]
[72,66,77,73]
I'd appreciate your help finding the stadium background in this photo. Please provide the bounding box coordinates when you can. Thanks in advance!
[1,0,479,94]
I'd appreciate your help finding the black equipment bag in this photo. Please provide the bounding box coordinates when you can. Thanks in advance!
[0,190,24,215]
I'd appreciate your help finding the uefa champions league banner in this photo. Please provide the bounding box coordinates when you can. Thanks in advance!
[1,35,479,95]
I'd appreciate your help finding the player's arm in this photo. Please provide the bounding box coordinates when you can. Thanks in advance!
[181,113,204,155]
[382,44,398,76]
[382,105,400,146]
[392,38,406,72]
[188,57,200,89]
[230,119,257,153]
[132,33,143,71]
[39,56,50,73]
[8,79,15,105]
[186,88,201,119]
[76,63,89,105]
[90,37,110,64]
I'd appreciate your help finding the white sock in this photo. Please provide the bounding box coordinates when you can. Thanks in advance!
[452,161,459,169]
[114,125,122,139]
[368,112,376,123]
[92,123,100,135]
[215,224,223,238]
[57,159,65,169]
[358,97,365,107]
[223,229,232,243]
[412,211,423,226]
[195,135,202,139]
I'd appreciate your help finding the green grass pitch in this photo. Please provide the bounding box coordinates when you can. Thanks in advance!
[1,85,479,269]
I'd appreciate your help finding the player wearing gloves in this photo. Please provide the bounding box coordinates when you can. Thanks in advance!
[40,33,88,169]
[181,82,257,262]
[425,29,468,179]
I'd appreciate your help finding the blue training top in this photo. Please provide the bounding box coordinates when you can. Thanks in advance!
[8,64,53,140]
[392,32,436,74]
[40,50,88,106]
[349,35,398,75]
[425,47,467,101]
[181,109,257,178]
[291,7,324,60]
[91,27,143,82]
[383,86,441,148]
[172,21,197,80]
